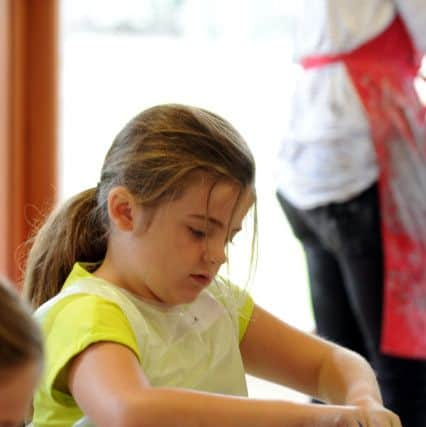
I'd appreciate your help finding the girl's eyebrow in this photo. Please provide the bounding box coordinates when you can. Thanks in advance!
[188,214,242,233]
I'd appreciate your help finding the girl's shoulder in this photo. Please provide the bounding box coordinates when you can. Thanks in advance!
[36,282,142,358]
[207,276,254,342]
[207,276,251,310]
[36,275,147,352]
[32,279,142,424]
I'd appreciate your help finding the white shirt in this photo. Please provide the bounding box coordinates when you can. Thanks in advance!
[276,0,426,209]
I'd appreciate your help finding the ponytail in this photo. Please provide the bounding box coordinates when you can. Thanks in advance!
[23,188,107,308]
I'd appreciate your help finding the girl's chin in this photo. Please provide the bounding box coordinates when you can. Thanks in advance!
[173,288,204,305]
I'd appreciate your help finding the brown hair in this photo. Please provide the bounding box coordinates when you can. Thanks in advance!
[0,277,43,370]
[24,104,256,308]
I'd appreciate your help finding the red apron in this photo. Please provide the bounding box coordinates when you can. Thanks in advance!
[302,16,426,359]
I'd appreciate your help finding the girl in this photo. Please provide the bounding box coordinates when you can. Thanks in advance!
[0,277,43,426]
[25,104,401,426]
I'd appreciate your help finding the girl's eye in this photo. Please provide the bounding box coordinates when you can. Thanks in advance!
[189,227,206,239]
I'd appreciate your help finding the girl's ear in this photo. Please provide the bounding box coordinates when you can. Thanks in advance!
[107,186,137,231]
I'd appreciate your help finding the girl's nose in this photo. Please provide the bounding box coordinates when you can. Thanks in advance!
[204,239,227,266]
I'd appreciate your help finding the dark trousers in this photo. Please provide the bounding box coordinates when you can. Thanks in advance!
[277,184,426,427]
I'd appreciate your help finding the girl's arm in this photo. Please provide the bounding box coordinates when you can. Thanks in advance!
[240,304,400,424]
[68,307,401,427]
[68,341,319,427]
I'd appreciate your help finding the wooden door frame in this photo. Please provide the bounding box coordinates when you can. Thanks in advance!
[0,0,58,285]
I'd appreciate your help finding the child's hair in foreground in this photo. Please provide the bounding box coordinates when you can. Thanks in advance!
[0,277,43,371]
[24,104,256,308]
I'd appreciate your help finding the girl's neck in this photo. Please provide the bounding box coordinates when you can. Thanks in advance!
[92,257,173,307]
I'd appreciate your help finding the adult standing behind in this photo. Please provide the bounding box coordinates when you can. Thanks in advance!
[276,1,426,426]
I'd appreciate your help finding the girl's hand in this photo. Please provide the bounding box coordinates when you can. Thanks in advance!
[356,400,401,427]
[352,396,402,427]
[313,402,402,427]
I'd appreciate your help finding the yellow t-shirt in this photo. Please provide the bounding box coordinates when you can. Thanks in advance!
[32,263,254,426]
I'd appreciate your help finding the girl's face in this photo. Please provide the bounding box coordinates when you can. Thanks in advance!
[0,360,40,427]
[114,177,254,305]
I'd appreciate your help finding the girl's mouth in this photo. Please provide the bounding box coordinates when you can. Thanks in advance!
[190,274,211,286]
